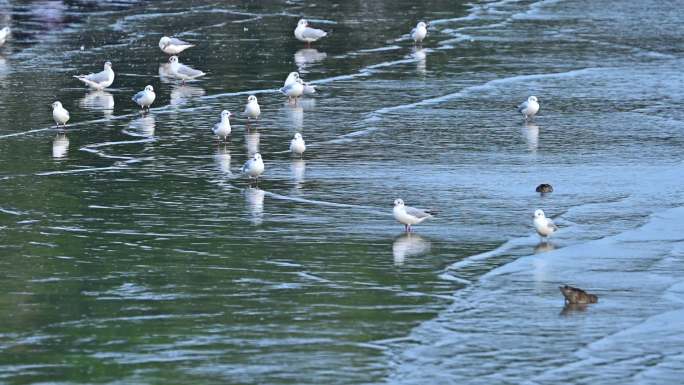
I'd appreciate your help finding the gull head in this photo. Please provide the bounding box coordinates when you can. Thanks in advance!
[1,27,9,34]
[417,21,428,29]
[293,133,302,140]
[289,72,300,80]
[221,110,231,118]
[144,85,154,92]
[534,209,546,219]
[393,198,405,207]
[159,36,170,47]
[529,96,538,103]
[298,19,308,27]
[169,55,179,64]
[247,95,257,103]
[52,101,62,109]
[104,61,112,69]
[254,153,262,161]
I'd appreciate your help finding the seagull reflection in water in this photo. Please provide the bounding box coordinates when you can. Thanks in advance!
[52,133,69,159]
[244,187,265,226]
[392,233,431,265]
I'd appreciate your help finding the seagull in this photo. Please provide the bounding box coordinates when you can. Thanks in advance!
[289,133,306,157]
[73,61,115,90]
[131,85,156,111]
[294,19,327,46]
[284,72,316,95]
[244,95,261,121]
[241,153,264,182]
[0,27,10,47]
[159,36,194,55]
[52,101,70,128]
[212,110,232,141]
[280,78,304,101]
[168,56,205,83]
[392,199,436,232]
[517,96,540,120]
[411,21,428,44]
[533,209,558,239]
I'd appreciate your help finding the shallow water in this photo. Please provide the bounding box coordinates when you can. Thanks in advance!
[0,0,683,384]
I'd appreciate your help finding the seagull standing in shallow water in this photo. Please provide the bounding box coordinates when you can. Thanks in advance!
[242,153,265,183]
[289,133,306,157]
[159,36,194,55]
[393,199,436,232]
[411,21,428,44]
[132,85,156,111]
[212,110,232,141]
[73,61,115,90]
[168,56,205,83]
[294,19,328,47]
[518,96,540,120]
[533,209,557,239]
[244,95,261,121]
[52,101,70,128]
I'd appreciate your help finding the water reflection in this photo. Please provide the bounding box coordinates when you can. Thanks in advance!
[284,102,303,131]
[51,133,69,158]
[560,303,589,316]
[534,241,556,254]
[214,145,231,175]
[244,187,265,225]
[79,90,114,117]
[392,233,431,265]
[291,159,306,189]
[411,47,427,75]
[294,48,327,72]
[126,115,155,137]
[170,84,205,105]
[245,131,260,156]
[0,55,8,79]
[522,122,539,152]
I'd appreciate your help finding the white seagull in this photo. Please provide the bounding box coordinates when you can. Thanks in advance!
[0,27,11,47]
[241,153,265,182]
[212,110,232,141]
[393,199,436,232]
[533,209,558,239]
[168,56,205,83]
[73,61,115,90]
[289,133,306,157]
[284,71,316,95]
[280,77,304,101]
[159,36,194,55]
[52,101,70,127]
[131,85,156,111]
[244,95,261,121]
[411,21,428,44]
[294,19,327,46]
[517,96,540,120]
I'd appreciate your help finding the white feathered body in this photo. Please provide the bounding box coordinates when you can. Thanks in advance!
[52,104,70,125]
[534,215,557,237]
[74,66,114,90]
[290,136,306,155]
[212,117,231,139]
[242,155,264,178]
[245,100,261,119]
[412,24,427,43]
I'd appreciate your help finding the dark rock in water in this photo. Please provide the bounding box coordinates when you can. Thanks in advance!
[536,183,553,193]
[559,285,598,304]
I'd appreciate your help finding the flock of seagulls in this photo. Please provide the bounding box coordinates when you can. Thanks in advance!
[3,18,552,237]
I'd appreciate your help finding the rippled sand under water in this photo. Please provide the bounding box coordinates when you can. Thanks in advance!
[0,0,683,383]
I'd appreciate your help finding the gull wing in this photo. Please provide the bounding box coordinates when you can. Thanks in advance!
[517,100,528,112]
[83,70,110,84]
[405,206,434,219]
[177,64,205,78]
[168,37,192,46]
[301,27,327,40]
[132,90,145,102]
